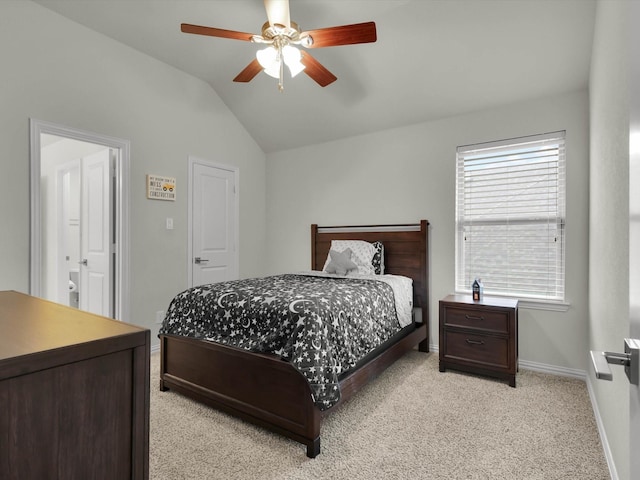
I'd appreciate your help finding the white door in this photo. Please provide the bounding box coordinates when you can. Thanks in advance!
[56,160,81,306]
[79,149,113,316]
[190,159,238,287]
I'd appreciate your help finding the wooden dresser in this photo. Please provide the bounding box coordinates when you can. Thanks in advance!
[0,291,150,479]
[439,294,518,387]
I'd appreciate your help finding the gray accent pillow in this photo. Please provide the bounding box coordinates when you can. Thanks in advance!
[325,248,358,276]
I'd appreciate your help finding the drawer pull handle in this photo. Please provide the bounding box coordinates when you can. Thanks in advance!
[465,314,484,321]
[466,339,485,346]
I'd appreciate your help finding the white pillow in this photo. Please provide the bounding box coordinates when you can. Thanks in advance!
[323,240,376,275]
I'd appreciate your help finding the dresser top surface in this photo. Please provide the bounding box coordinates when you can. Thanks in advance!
[440,294,519,309]
[0,291,147,363]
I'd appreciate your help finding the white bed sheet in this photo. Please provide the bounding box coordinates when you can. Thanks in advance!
[298,271,413,327]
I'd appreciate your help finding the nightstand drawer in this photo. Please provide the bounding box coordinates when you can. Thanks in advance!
[444,331,509,369]
[443,307,509,333]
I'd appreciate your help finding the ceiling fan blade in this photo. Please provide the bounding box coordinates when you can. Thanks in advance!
[304,22,377,48]
[264,0,290,28]
[300,51,337,87]
[233,59,263,83]
[181,23,254,42]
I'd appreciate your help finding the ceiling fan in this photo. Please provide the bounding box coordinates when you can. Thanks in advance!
[181,0,377,92]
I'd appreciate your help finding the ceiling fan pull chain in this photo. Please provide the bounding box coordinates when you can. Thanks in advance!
[277,42,284,92]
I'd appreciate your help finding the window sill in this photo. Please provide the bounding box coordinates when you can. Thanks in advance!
[517,299,570,312]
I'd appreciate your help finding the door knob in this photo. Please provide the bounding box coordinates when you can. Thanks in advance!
[194,257,209,264]
[590,338,640,385]
[78,259,88,266]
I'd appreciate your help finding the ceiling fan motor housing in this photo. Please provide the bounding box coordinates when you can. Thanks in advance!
[257,21,312,47]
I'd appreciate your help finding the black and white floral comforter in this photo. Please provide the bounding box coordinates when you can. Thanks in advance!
[159,273,412,410]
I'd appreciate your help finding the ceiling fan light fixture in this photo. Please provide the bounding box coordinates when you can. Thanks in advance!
[282,45,305,77]
[256,44,305,81]
[256,45,278,70]
[287,59,305,78]
[256,46,282,80]
[263,63,281,79]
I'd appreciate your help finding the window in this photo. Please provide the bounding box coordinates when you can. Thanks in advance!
[455,131,566,301]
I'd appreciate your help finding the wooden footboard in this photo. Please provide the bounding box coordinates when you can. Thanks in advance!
[160,334,322,457]
[159,320,427,457]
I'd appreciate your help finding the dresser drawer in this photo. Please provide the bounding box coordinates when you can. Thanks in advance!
[443,306,509,333]
[444,331,509,369]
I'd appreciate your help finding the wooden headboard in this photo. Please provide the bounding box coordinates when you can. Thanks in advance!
[310,220,430,312]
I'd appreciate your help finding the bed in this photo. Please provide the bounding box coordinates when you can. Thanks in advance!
[159,220,429,457]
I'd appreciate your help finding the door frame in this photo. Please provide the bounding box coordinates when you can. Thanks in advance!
[187,156,239,288]
[629,3,640,478]
[29,119,131,322]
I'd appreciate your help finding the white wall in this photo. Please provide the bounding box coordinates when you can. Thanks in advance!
[589,1,631,478]
[266,90,590,372]
[0,1,267,346]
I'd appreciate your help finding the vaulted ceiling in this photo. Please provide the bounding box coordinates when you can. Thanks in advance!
[34,0,596,153]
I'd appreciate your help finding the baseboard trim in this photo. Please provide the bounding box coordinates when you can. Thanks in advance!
[427,347,587,379]
[429,347,589,380]
[518,359,586,379]
[586,376,619,480]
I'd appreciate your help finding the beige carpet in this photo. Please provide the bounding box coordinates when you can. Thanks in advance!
[149,351,610,479]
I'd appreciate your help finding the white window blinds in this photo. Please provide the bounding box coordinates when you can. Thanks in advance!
[455,131,566,301]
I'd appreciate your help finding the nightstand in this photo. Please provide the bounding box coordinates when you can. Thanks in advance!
[439,294,518,387]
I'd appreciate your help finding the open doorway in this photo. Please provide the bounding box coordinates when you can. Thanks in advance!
[30,119,130,322]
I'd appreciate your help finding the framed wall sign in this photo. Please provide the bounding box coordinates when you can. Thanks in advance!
[147,174,176,201]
